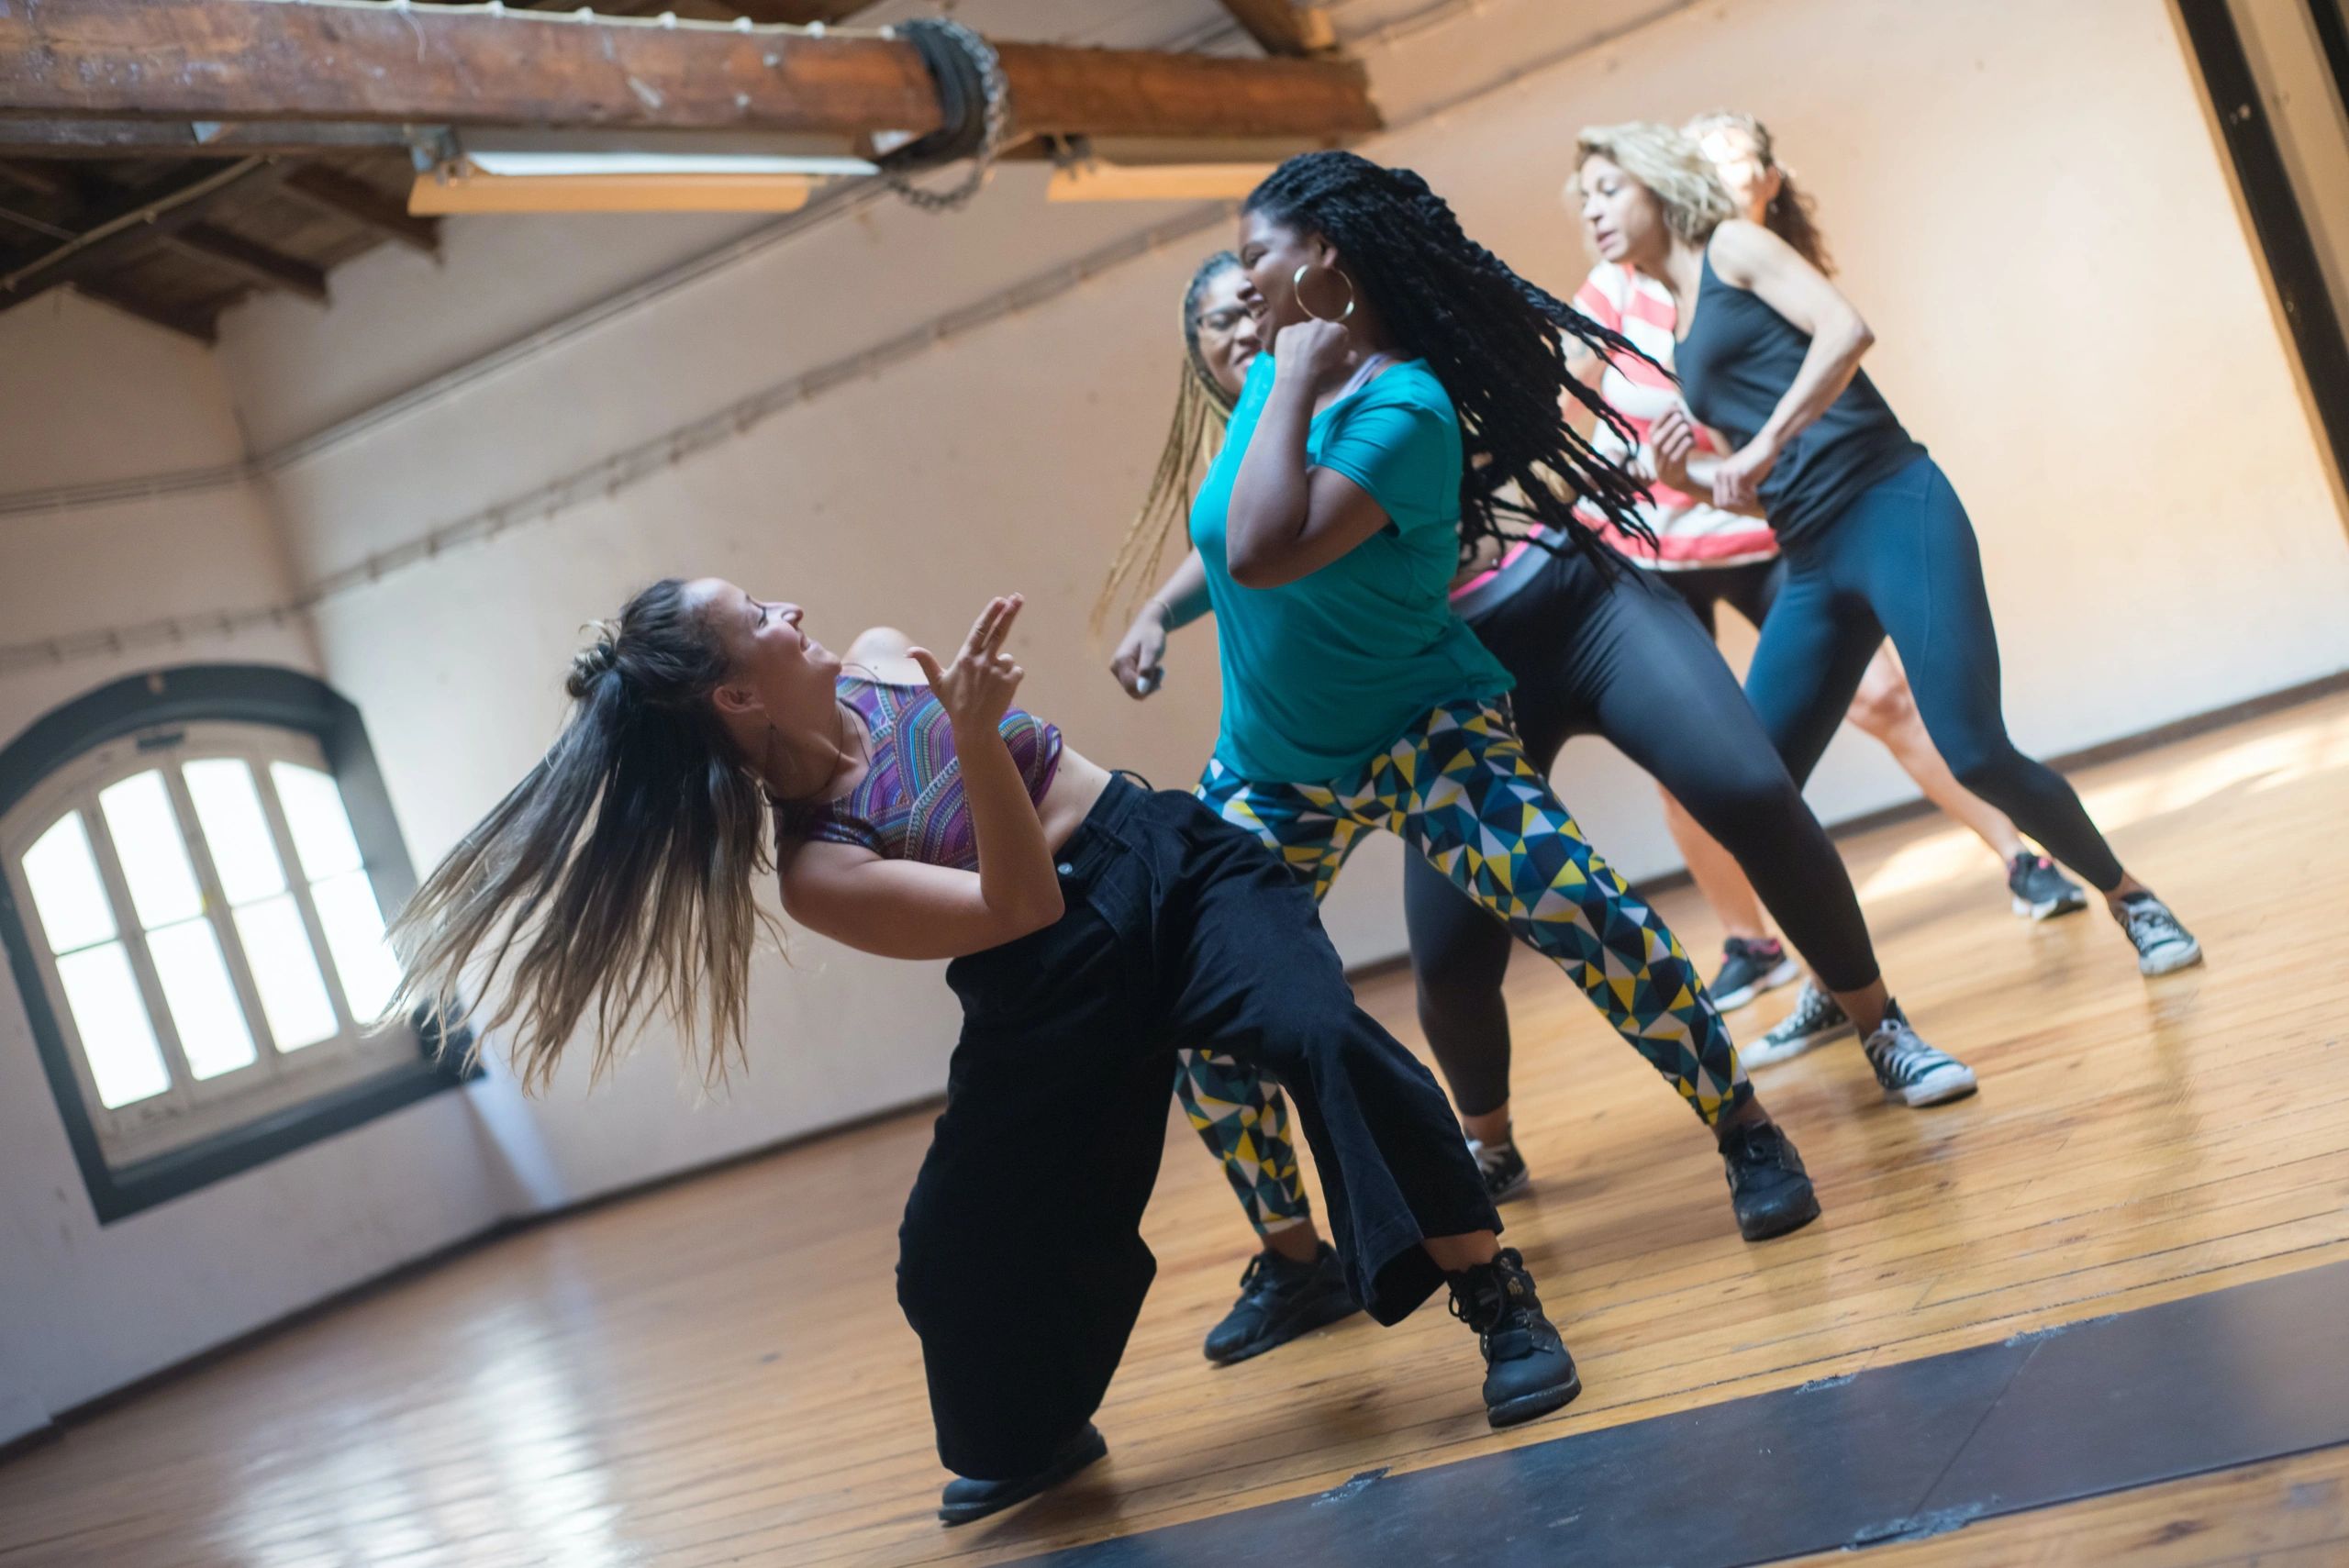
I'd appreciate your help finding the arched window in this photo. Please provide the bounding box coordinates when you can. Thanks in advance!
[0,666,466,1222]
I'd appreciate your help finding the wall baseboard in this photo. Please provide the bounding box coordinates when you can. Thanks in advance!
[30,666,2346,1434]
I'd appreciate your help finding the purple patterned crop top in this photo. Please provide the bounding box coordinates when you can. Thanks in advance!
[774,675,1063,872]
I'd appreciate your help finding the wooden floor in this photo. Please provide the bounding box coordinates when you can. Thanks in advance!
[5,693,2347,1568]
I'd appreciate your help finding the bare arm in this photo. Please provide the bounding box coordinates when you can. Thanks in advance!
[1110,550,1210,700]
[1704,218,1876,509]
[779,596,1063,959]
[1224,320,1398,589]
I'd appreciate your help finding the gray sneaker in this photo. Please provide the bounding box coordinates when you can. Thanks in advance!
[1743,979,1853,1067]
[1863,1000,1978,1107]
[2116,893,2202,976]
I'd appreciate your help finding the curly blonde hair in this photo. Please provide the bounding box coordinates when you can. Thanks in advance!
[1574,122,1735,246]
[1683,109,1836,276]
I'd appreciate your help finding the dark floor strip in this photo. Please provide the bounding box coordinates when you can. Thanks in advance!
[998,1259,2349,1567]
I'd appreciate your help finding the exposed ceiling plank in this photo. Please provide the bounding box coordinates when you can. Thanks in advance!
[162,222,328,304]
[278,166,441,257]
[0,159,277,305]
[0,0,1379,142]
[1216,1,1338,57]
[0,159,72,197]
[0,119,420,158]
[72,275,221,342]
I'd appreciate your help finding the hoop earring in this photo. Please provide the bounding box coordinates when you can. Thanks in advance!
[1291,261,1356,324]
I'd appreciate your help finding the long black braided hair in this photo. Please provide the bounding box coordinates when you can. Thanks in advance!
[1243,150,1659,570]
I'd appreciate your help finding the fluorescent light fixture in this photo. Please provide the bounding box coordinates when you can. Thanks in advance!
[407,137,879,216]
[1045,161,1275,204]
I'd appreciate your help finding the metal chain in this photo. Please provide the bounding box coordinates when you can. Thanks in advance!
[883,18,1008,214]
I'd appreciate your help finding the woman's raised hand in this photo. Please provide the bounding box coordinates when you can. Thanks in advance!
[910,595,1026,734]
[1271,317,1354,397]
[1109,603,1169,700]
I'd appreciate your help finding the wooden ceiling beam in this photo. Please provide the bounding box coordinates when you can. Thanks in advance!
[0,0,1380,142]
[0,119,419,158]
[72,275,222,342]
[162,222,328,304]
[0,159,277,305]
[278,167,441,258]
[1216,1,1339,57]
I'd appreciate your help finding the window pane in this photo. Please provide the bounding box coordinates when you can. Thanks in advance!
[233,895,340,1050]
[184,759,287,906]
[21,812,117,953]
[271,763,364,881]
[312,870,397,1021]
[98,771,204,929]
[147,919,259,1081]
[56,943,171,1107]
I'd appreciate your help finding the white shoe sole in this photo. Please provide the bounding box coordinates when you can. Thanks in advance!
[1714,956,1802,1012]
[1883,1066,1979,1107]
[2138,938,2204,977]
[2011,891,2090,921]
[1741,1018,1855,1068]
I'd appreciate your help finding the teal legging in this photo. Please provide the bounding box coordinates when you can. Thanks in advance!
[1745,453,2125,891]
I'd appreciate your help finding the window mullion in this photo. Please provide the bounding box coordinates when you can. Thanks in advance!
[79,787,199,1107]
[161,762,284,1074]
[253,764,357,1037]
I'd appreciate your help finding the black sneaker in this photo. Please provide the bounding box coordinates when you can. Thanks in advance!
[1862,999,1978,1106]
[938,1423,1108,1526]
[1712,936,1800,1011]
[1744,979,1853,1067]
[2008,852,2089,920]
[1446,1247,1581,1429]
[2115,893,2202,976]
[1201,1242,1360,1365]
[1716,1119,1822,1240]
[1467,1135,1531,1202]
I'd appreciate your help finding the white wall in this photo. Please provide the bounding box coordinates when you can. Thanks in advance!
[0,294,520,1427]
[7,0,2348,1412]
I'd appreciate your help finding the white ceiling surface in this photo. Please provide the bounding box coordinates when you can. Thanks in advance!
[216,0,1689,581]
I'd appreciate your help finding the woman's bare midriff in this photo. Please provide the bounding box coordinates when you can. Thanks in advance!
[1038,750,1117,853]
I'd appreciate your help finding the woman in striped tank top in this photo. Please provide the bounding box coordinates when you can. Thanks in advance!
[389,579,1585,1526]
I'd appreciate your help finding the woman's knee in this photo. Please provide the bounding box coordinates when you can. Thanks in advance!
[1844,657,1917,739]
[1681,762,1811,856]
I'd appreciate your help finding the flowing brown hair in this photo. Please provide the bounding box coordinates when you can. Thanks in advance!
[1684,110,1837,277]
[387,578,780,1095]
[1090,250,1245,638]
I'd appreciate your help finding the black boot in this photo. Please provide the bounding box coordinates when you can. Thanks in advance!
[1447,1247,1581,1429]
[1717,1119,1822,1241]
[938,1423,1108,1527]
[1202,1242,1360,1365]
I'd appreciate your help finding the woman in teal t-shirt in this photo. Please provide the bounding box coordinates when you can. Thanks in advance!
[1149,153,1823,1303]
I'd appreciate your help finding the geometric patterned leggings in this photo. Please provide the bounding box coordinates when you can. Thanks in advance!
[1178,696,1751,1235]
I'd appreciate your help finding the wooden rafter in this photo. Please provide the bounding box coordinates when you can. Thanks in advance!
[1217,0,1338,57]
[0,0,1381,142]
[0,120,418,158]
[278,167,441,257]
[72,274,223,342]
[163,223,328,304]
[0,159,277,303]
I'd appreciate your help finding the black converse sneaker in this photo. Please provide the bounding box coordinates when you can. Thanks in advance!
[1447,1248,1581,1429]
[1744,979,1853,1066]
[2115,893,2202,976]
[1862,1000,1977,1106]
[938,1423,1108,1526]
[1467,1134,1531,1202]
[1201,1242,1360,1365]
[1717,1119,1822,1240]
[2008,852,2089,920]
[1711,936,1801,1011]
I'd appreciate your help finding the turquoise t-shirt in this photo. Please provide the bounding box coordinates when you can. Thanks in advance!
[1191,352,1513,783]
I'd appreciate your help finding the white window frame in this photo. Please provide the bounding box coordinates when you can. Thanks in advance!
[2,719,420,1170]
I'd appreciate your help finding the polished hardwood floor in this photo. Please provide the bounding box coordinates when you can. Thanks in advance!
[3,692,2345,1567]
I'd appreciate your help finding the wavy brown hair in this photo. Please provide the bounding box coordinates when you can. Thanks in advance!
[1684,110,1836,277]
[387,578,779,1095]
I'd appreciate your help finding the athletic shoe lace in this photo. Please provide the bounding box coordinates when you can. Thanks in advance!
[1868,1022,1954,1086]
[2121,898,2187,948]
[1776,982,1841,1034]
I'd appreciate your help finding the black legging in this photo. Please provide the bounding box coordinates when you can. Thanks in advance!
[1403,546,1878,1118]
[1744,454,2125,890]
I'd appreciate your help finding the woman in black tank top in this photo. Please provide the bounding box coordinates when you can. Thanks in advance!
[1572,123,2200,984]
